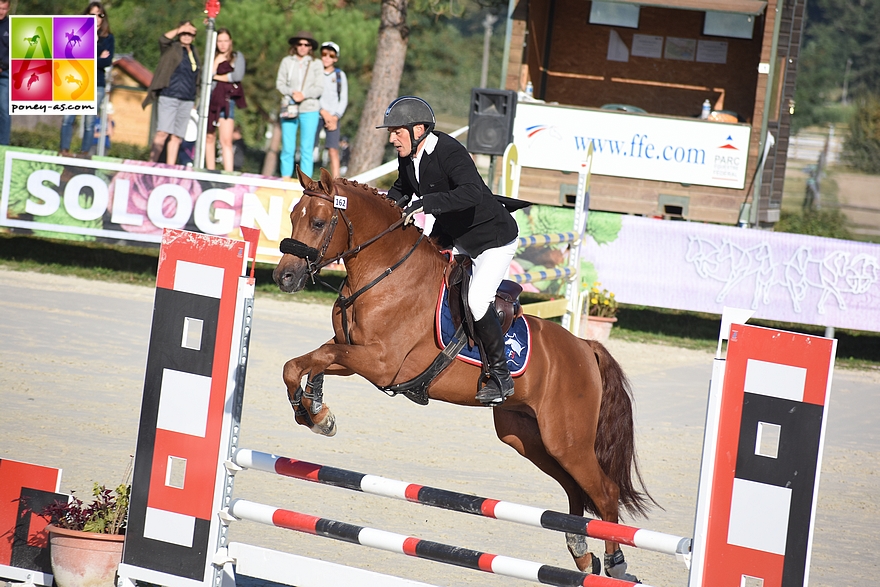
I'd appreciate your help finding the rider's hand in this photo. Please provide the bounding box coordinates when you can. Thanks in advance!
[402,201,423,225]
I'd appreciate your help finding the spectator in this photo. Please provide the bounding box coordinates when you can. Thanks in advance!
[143,20,200,165]
[206,27,246,172]
[60,1,114,156]
[275,30,322,179]
[315,41,348,178]
[0,0,11,146]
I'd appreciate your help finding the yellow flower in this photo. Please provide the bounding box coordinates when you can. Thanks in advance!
[591,297,598,304]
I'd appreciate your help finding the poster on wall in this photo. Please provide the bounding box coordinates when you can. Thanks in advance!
[631,34,663,58]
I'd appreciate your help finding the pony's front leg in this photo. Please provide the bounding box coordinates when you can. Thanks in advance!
[282,342,364,437]
[288,371,337,436]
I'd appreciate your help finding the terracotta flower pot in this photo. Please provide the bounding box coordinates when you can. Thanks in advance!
[47,525,124,587]
[579,315,617,343]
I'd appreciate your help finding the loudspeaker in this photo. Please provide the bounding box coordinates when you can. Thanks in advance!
[467,88,517,156]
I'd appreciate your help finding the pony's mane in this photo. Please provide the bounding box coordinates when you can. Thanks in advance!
[333,177,427,238]
[336,177,401,210]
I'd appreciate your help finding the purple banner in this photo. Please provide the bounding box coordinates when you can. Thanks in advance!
[582,215,880,332]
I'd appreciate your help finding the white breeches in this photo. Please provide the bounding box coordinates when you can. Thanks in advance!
[454,238,518,320]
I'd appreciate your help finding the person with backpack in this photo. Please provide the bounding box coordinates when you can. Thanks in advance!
[316,41,348,178]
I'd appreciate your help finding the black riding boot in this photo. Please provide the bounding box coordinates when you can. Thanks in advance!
[473,307,515,405]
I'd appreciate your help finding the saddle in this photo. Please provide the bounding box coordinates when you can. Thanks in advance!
[374,256,523,407]
[445,255,523,347]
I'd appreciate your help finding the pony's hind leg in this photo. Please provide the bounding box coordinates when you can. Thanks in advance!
[531,365,641,582]
[492,408,600,575]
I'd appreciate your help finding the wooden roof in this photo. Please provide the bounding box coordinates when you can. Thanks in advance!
[113,55,153,88]
[611,0,768,14]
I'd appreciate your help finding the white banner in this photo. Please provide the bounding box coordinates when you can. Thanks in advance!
[0,151,303,264]
[512,102,751,188]
[582,215,880,332]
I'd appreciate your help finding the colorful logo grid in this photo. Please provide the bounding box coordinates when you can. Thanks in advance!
[9,15,98,115]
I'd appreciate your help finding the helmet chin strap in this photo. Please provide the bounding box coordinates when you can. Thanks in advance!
[407,124,434,158]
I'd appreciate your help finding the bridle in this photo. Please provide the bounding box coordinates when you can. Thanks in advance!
[278,187,424,343]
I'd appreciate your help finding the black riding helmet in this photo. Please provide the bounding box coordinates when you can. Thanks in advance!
[376,96,436,157]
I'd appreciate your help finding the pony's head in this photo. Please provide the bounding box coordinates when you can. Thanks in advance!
[273,167,406,293]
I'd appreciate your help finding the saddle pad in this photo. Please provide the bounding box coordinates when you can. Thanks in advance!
[435,283,531,377]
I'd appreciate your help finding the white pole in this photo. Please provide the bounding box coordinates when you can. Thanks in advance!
[194,21,217,169]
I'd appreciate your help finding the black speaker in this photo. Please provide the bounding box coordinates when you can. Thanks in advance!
[467,88,517,156]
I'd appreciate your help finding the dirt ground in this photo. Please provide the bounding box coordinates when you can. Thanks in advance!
[1,269,878,587]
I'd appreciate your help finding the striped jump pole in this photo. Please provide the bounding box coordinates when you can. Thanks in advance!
[512,266,575,285]
[231,449,691,561]
[517,232,580,247]
[226,499,651,587]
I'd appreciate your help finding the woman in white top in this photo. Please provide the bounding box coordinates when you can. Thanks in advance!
[275,30,323,179]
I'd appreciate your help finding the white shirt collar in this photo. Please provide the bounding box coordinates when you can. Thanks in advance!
[412,132,437,184]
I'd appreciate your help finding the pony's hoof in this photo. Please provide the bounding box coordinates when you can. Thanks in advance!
[605,549,640,583]
[566,533,599,575]
[311,410,337,437]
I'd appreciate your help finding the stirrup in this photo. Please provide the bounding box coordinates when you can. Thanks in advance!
[475,377,514,406]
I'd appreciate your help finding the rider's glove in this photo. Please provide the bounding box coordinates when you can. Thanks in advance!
[402,201,423,226]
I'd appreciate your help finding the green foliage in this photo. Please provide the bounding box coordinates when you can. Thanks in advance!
[774,209,852,240]
[794,0,880,132]
[41,483,130,535]
[843,94,880,173]
[12,0,509,163]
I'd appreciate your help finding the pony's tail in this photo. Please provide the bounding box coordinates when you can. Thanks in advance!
[588,340,656,519]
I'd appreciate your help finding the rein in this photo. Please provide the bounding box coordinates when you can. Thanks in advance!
[279,187,421,344]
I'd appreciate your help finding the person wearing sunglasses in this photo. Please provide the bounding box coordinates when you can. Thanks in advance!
[143,19,200,165]
[60,1,114,155]
[275,30,323,179]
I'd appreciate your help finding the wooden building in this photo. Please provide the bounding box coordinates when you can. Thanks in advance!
[502,0,805,226]
[108,55,153,148]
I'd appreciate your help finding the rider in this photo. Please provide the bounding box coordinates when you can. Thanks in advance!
[378,96,519,406]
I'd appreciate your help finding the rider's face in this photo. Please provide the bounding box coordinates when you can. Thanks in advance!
[388,124,425,158]
[0,2,10,19]
[388,127,411,157]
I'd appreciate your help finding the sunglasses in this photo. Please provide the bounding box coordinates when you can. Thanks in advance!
[180,32,195,37]
[296,41,312,47]
[321,51,336,57]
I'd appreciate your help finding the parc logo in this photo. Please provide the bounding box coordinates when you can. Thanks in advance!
[712,134,743,181]
[8,15,98,114]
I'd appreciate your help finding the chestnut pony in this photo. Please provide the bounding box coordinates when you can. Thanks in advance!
[273,168,652,580]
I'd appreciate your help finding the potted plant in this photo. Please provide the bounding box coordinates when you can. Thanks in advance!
[579,281,619,343]
[42,481,130,587]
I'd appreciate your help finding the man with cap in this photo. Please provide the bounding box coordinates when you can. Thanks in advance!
[379,96,520,406]
[316,41,348,178]
[275,30,323,179]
